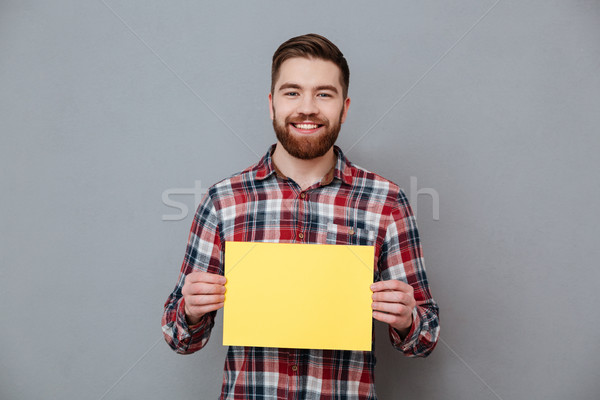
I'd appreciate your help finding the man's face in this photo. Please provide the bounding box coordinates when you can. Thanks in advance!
[269,57,350,160]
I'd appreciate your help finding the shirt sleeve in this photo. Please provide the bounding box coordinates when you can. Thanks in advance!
[161,190,224,354]
[378,189,440,357]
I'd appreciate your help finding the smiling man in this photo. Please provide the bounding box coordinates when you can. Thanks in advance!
[270,56,348,160]
[162,33,440,399]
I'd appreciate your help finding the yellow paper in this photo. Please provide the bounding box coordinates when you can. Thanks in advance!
[223,241,374,351]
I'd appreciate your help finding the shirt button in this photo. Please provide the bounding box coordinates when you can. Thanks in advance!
[291,365,298,372]
[298,233,304,239]
[300,193,306,199]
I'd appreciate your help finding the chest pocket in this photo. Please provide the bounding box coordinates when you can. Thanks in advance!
[326,223,376,246]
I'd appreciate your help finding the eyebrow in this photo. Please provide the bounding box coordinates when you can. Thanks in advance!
[278,83,339,94]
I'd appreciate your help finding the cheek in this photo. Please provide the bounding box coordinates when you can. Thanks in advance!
[323,104,345,122]
[272,103,292,121]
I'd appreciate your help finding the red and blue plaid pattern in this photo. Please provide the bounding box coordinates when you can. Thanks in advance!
[162,145,439,399]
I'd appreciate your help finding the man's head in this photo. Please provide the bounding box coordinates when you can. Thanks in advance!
[269,34,351,160]
[271,33,350,100]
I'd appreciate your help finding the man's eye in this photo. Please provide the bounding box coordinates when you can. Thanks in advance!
[285,92,299,97]
[317,93,332,98]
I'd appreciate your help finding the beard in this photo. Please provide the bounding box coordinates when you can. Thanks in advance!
[272,108,343,160]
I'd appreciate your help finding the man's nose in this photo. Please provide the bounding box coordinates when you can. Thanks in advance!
[297,95,318,115]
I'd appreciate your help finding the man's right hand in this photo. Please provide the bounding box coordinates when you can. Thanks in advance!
[182,271,227,326]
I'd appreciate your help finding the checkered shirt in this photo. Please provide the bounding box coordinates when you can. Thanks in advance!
[162,145,440,399]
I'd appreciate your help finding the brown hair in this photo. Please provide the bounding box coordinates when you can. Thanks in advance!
[271,33,350,99]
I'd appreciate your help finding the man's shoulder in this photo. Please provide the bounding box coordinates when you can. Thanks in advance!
[347,160,406,199]
[347,162,415,222]
[205,159,265,197]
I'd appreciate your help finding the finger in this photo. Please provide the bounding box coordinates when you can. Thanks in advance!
[186,302,225,317]
[183,282,226,296]
[371,301,412,316]
[372,310,405,327]
[186,271,227,285]
[185,294,225,307]
[371,291,413,304]
[370,280,412,293]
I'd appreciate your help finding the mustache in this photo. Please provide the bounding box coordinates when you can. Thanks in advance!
[285,115,329,125]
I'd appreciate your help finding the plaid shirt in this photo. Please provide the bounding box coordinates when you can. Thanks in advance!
[162,145,440,400]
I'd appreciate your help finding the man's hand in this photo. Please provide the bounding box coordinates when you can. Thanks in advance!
[371,280,416,338]
[182,271,227,326]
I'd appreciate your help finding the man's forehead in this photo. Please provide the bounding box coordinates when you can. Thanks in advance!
[275,57,343,88]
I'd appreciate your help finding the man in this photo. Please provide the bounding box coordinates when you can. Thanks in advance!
[162,33,439,399]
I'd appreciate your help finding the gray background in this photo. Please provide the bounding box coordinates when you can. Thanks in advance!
[1,1,599,399]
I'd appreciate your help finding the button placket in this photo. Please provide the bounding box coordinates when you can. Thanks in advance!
[297,191,308,242]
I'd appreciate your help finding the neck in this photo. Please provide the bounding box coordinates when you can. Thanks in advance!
[272,142,336,190]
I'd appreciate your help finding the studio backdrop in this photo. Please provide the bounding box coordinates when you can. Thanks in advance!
[1,1,599,399]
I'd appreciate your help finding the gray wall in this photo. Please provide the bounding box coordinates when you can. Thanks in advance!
[2,1,599,399]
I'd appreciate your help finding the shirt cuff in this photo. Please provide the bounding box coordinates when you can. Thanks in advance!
[176,298,209,336]
[390,307,421,350]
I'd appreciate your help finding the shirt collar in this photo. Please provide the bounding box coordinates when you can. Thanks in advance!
[255,144,354,186]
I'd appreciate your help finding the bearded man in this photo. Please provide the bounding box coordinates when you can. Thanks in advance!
[162,33,440,400]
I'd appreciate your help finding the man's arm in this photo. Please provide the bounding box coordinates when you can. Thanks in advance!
[162,191,224,354]
[375,190,440,357]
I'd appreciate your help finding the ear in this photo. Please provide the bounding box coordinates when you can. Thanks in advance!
[268,93,274,120]
[340,97,351,124]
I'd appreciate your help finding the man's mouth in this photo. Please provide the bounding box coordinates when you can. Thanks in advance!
[290,122,324,133]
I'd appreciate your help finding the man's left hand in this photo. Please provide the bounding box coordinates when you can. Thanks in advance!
[371,280,416,338]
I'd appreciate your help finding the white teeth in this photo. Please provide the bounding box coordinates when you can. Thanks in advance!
[295,123,319,130]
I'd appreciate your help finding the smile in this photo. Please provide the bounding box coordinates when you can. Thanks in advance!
[290,122,325,134]
[293,123,320,130]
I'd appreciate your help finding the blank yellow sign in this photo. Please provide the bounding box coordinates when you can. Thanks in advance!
[223,241,374,351]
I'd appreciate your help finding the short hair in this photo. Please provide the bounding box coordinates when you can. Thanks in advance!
[271,33,350,99]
